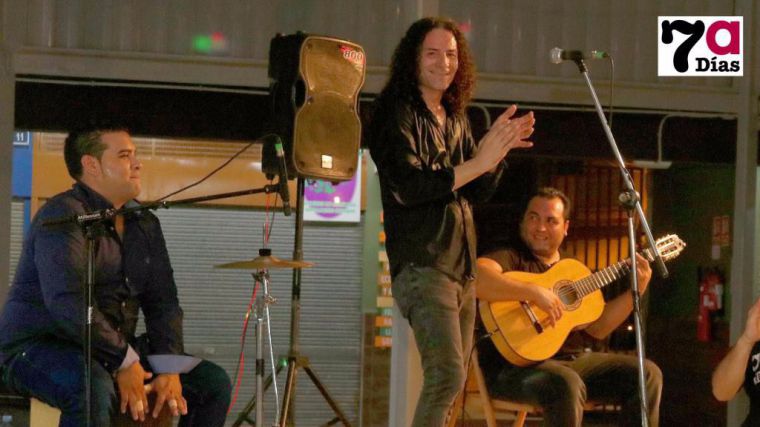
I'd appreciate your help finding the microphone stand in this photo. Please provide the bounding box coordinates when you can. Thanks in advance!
[569,58,668,427]
[83,222,98,427]
[278,177,352,427]
[43,183,283,425]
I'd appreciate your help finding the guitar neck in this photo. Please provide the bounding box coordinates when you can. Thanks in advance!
[574,258,633,298]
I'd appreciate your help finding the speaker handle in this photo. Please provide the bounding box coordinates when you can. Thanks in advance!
[293,79,306,109]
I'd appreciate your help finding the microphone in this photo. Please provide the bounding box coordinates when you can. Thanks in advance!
[273,138,292,216]
[550,47,609,64]
[42,209,116,227]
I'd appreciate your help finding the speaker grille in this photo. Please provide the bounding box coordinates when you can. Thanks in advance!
[269,34,365,181]
[293,92,360,179]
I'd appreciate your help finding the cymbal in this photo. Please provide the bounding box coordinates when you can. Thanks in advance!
[214,249,314,270]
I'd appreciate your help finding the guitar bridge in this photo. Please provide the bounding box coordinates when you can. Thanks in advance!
[520,301,544,334]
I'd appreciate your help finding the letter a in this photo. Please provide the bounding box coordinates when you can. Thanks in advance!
[706,20,740,55]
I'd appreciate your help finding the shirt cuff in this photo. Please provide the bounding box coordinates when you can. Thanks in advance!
[147,354,202,374]
[118,345,140,370]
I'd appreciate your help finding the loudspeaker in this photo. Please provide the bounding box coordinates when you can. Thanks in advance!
[267,32,365,181]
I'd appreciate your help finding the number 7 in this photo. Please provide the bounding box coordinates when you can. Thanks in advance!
[661,20,705,72]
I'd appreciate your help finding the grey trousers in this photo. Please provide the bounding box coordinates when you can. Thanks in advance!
[486,351,663,427]
[392,266,475,427]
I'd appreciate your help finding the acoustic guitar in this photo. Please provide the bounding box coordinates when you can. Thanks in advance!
[479,234,686,367]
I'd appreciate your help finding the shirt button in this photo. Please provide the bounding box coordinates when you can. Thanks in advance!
[121,301,127,308]
[116,327,121,332]
[125,277,130,285]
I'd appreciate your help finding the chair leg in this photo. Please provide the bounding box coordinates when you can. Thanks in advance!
[512,410,528,427]
[482,401,498,427]
[446,392,464,427]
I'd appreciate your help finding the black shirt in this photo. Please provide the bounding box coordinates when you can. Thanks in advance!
[742,341,760,426]
[369,100,503,282]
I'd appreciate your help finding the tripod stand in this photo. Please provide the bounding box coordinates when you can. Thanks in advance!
[278,178,352,427]
[223,248,313,427]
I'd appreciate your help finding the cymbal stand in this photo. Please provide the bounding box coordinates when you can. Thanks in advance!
[241,266,281,426]
[232,262,280,427]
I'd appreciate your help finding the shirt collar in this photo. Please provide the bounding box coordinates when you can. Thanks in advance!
[73,181,115,211]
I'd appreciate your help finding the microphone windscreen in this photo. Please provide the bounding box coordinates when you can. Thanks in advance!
[549,47,563,64]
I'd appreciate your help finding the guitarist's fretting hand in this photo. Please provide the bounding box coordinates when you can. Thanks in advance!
[531,286,564,326]
[632,253,653,293]
[584,253,653,340]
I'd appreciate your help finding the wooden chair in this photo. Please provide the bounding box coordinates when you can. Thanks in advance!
[447,349,539,427]
[448,349,617,427]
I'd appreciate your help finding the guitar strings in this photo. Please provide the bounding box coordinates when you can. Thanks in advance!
[550,239,682,302]
[554,261,632,300]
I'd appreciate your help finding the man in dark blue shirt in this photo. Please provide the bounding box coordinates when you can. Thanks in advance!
[0,127,230,426]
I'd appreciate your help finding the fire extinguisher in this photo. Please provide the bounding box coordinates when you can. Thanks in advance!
[697,267,724,342]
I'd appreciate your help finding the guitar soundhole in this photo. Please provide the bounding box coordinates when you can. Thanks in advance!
[554,281,580,310]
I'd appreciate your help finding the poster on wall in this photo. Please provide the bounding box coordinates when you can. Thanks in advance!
[303,153,361,223]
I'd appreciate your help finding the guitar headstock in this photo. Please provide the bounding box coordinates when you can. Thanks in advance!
[646,234,686,262]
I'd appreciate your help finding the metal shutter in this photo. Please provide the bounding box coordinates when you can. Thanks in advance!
[154,206,362,425]
[9,199,24,284]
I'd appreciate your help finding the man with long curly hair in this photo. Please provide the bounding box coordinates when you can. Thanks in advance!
[369,17,535,426]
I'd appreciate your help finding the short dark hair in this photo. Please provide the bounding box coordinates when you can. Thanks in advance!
[64,127,128,180]
[376,16,476,115]
[532,187,572,220]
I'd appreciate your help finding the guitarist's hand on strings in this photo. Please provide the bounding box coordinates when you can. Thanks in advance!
[531,286,564,327]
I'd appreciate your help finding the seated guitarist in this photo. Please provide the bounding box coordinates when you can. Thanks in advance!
[475,187,662,427]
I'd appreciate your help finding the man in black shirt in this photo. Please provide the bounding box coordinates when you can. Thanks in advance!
[369,17,535,426]
[476,187,662,426]
[0,127,230,426]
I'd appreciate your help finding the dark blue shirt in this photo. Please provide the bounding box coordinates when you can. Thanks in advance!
[0,183,184,374]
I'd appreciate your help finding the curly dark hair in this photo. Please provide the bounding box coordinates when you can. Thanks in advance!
[376,17,475,115]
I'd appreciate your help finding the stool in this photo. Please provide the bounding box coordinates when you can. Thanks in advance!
[30,396,174,427]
